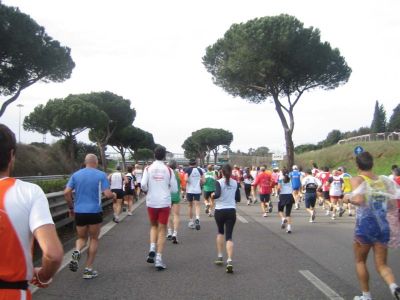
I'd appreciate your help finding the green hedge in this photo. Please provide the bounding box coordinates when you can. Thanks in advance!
[34,179,68,194]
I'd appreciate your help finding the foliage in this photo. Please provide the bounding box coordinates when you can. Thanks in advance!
[34,179,68,194]
[182,128,233,164]
[319,129,343,147]
[23,95,105,169]
[203,14,351,168]
[370,100,387,133]
[133,148,154,162]
[294,143,321,154]
[253,146,270,156]
[388,104,400,132]
[0,3,75,117]
[82,91,136,170]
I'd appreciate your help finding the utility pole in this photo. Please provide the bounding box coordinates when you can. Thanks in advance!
[16,104,24,143]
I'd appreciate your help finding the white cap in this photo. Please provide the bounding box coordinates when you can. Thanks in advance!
[292,165,298,170]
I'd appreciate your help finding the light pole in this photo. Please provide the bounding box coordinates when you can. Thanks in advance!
[17,104,24,143]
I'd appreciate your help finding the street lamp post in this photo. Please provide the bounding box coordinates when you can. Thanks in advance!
[16,104,24,143]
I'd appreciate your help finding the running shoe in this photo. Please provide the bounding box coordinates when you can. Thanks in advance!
[155,257,166,271]
[263,213,268,217]
[253,199,258,204]
[247,200,251,206]
[166,234,172,240]
[348,213,353,217]
[281,219,287,229]
[226,261,233,274]
[195,219,201,230]
[295,203,300,210]
[172,235,179,244]
[127,211,133,216]
[214,257,223,266]
[69,250,81,272]
[112,216,120,223]
[325,210,330,216]
[339,207,345,217]
[146,250,156,263]
[331,215,336,220]
[268,203,273,213]
[353,296,371,300]
[188,220,195,229]
[393,287,400,300]
[205,204,210,214]
[309,217,314,223]
[82,268,98,279]
[287,229,292,234]
[312,210,316,222]
[208,212,213,217]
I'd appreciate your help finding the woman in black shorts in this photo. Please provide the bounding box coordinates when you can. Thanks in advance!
[212,164,240,273]
[278,173,295,233]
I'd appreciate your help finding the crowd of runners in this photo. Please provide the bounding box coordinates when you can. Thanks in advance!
[2,122,400,300]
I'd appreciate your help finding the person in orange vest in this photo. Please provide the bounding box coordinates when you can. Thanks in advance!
[0,124,63,300]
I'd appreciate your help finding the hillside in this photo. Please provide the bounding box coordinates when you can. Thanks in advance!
[295,141,400,176]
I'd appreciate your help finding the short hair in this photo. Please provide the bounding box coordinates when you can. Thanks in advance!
[392,164,398,171]
[189,158,197,166]
[85,153,98,164]
[394,167,400,177]
[305,168,312,174]
[154,146,166,161]
[207,165,213,171]
[323,166,329,172]
[260,166,266,171]
[0,124,16,172]
[356,151,374,171]
[127,165,133,173]
[169,160,177,170]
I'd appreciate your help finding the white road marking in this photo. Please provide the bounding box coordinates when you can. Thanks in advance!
[31,198,146,294]
[299,270,344,300]
[236,213,248,223]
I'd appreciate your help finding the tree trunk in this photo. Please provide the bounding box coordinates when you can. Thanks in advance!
[272,94,295,169]
[97,141,107,171]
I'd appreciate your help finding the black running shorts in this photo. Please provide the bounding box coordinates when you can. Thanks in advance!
[75,213,103,226]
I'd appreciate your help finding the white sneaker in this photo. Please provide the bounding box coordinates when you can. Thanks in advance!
[188,220,195,229]
[155,257,166,270]
[309,217,314,223]
[353,295,371,300]
[263,213,268,217]
[325,210,330,216]
[127,211,133,216]
[331,215,336,220]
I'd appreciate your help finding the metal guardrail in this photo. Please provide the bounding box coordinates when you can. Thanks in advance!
[47,192,113,229]
[16,175,69,182]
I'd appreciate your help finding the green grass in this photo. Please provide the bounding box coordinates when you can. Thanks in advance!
[295,141,400,176]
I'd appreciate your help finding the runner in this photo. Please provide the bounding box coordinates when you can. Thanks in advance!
[124,165,136,216]
[64,154,116,279]
[271,167,280,197]
[317,167,331,216]
[185,159,205,230]
[289,165,302,209]
[250,166,259,203]
[252,166,273,217]
[338,166,353,216]
[212,164,240,274]
[302,169,322,223]
[0,124,63,299]
[178,166,187,201]
[243,167,254,205]
[328,170,344,220]
[134,164,143,198]
[277,172,295,233]
[141,146,178,270]
[203,165,217,217]
[108,166,126,223]
[344,152,400,300]
[167,160,181,244]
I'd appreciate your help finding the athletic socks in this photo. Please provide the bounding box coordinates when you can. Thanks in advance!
[390,283,399,294]
[362,291,372,300]
[150,243,156,252]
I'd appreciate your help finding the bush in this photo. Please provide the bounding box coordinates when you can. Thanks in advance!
[34,179,68,194]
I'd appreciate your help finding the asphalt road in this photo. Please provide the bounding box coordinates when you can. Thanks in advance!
[33,195,400,300]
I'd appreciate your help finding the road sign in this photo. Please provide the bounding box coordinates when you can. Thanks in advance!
[272,153,284,161]
[271,161,278,168]
[354,146,364,155]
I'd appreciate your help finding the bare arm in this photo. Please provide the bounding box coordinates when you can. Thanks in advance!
[31,224,63,287]
[103,188,116,199]
[346,176,365,206]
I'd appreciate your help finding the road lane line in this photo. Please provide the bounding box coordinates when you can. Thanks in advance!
[299,270,344,300]
[31,197,146,294]
[236,213,248,223]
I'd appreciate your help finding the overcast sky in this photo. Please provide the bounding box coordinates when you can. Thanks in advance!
[1,0,399,154]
